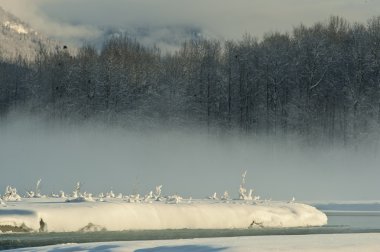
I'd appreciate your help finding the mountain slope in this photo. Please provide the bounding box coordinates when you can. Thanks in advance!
[0,6,59,61]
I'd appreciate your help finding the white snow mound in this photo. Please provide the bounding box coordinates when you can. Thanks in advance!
[0,199,327,232]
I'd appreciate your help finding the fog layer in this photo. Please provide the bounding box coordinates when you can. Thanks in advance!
[0,116,379,201]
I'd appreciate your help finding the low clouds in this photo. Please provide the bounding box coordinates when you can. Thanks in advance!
[0,0,379,49]
[1,116,379,200]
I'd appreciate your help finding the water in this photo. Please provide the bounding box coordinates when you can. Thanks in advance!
[1,203,380,250]
[315,202,380,230]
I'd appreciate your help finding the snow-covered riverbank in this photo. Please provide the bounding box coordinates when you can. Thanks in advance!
[7,233,380,252]
[0,198,327,232]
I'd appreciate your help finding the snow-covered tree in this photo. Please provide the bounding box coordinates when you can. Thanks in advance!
[166,194,182,204]
[238,171,255,201]
[144,191,153,203]
[125,194,140,203]
[72,182,82,198]
[26,179,44,198]
[208,192,219,200]
[221,191,230,201]
[154,185,163,201]
[1,14,380,146]
[2,186,21,201]
[59,190,66,198]
[106,190,115,198]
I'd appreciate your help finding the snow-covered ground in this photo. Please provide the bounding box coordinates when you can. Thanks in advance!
[0,198,326,232]
[8,233,380,252]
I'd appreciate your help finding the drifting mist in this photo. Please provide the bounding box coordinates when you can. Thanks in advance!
[1,115,379,201]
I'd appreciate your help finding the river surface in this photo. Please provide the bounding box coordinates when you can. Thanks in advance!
[1,203,380,250]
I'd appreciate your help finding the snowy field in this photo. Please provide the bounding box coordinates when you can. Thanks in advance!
[0,198,326,232]
[8,233,380,252]
[0,177,326,232]
[4,181,380,251]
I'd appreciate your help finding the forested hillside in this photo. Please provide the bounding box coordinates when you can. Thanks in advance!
[1,16,380,145]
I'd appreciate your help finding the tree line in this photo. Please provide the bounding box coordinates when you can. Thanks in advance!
[1,16,380,145]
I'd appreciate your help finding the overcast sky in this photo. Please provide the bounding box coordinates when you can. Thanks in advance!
[0,0,379,49]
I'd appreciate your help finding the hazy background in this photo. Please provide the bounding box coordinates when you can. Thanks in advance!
[1,115,379,201]
[1,0,380,49]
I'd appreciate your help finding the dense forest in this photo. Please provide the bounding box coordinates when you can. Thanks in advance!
[1,16,380,145]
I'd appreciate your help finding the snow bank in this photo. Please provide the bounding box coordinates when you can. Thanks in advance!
[9,233,380,252]
[2,186,21,202]
[0,199,326,232]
